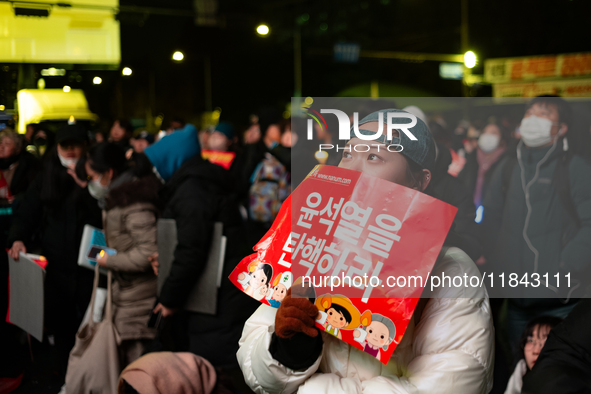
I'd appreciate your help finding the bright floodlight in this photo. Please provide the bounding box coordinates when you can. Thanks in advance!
[464,51,477,68]
[173,51,184,61]
[63,85,71,92]
[93,76,102,85]
[256,24,270,36]
[122,67,132,76]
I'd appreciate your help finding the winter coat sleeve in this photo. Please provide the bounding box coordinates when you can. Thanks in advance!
[105,207,158,273]
[392,248,494,394]
[559,156,591,275]
[237,304,323,394]
[159,193,215,308]
[7,173,43,247]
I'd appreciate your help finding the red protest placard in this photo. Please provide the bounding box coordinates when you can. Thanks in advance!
[229,165,457,365]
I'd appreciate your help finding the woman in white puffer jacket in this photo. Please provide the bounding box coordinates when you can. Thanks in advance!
[237,109,494,394]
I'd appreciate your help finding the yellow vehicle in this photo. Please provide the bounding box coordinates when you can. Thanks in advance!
[16,89,98,134]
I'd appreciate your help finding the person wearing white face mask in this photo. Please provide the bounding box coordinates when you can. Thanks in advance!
[459,122,508,208]
[7,123,103,380]
[479,96,591,357]
[80,142,161,368]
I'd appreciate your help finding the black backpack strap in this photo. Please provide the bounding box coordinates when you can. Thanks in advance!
[553,152,581,230]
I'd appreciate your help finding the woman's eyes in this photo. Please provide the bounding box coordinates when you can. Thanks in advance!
[342,151,383,162]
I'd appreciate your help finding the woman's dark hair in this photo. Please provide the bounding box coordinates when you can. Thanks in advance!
[328,303,352,324]
[526,95,571,127]
[84,142,127,178]
[258,263,273,286]
[519,315,563,365]
[484,121,511,145]
[128,152,155,178]
[404,156,427,192]
[115,119,134,136]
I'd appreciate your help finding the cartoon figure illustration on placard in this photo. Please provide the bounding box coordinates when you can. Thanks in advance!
[266,272,292,308]
[237,259,273,301]
[315,294,371,340]
[353,313,396,361]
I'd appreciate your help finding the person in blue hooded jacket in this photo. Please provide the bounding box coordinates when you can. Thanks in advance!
[142,126,259,373]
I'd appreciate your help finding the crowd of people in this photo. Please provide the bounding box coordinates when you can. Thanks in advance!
[0,95,589,394]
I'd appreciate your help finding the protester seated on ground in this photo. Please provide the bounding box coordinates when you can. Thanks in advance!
[521,299,591,393]
[238,109,494,394]
[118,352,217,394]
[79,142,161,367]
[504,315,562,394]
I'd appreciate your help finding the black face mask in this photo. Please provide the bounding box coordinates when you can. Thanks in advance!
[35,137,47,147]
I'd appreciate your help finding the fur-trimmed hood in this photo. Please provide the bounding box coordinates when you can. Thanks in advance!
[105,174,162,211]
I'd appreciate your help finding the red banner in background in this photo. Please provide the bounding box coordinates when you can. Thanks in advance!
[229,165,457,365]
[201,150,236,170]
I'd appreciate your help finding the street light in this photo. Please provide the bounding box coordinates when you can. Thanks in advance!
[63,85,71,92]
[173,51,184,61]
[93,76,102,85]
[256,24,270,36]
[122,67,132,76]
[464,51,477,68]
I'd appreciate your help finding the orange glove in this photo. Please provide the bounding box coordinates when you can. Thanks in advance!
[275,288,319,339]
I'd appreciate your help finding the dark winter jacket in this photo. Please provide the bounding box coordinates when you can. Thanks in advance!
[7,163,103,272]
[458,148,507,207]
[0,151,41,241]
[3,151,41,200]
[481,141,591,303]
[522,299,591,393]
[230,140,268,201]
[425,142,482,261]
[159,155,259,367]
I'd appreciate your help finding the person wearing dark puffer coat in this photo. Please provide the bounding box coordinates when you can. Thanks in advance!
[142,126,258,391]
[7,124,102,378]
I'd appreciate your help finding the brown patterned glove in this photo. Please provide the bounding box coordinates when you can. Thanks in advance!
[275,288,319,338]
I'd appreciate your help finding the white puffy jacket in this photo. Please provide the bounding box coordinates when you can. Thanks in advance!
[237,247,495,394]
